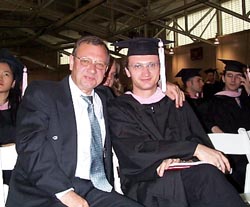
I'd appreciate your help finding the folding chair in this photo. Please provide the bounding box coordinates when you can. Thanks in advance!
[208,128,250,204]
[112,148,123,194]
[0,144,17,206]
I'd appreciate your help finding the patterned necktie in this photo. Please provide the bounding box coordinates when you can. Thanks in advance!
[81,95,112,192]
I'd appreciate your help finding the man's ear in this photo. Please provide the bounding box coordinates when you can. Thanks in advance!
[222,75,225,83]
[125,67,131,78]
[186,80,191,87]
[69,55,74,71]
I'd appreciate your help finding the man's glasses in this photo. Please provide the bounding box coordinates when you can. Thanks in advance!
[74,56,108,71]
[128,62,160,71]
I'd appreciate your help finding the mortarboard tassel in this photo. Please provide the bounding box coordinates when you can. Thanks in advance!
[158,39,166,93]
[22,66,28,97]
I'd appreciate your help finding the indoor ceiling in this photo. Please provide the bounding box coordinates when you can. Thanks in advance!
[0,0,249,68]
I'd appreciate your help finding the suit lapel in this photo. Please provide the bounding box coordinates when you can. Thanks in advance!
[56,77,78,177]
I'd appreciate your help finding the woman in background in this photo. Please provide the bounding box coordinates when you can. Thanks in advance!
[102,56,124,96]
[0,48,24,184]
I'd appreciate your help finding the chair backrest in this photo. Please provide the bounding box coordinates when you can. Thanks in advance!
[112,148,123,195]
[0,144,18,205]
[208,128,250,193]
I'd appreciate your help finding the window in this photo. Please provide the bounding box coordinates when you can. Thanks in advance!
[222,0,250,34]
[59,48,73,65]
[166,0,250,46]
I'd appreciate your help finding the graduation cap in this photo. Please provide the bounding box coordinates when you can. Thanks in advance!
[176,68,202,83]
[218,59,246,73]
[112,37,173,92]
[204,68,217,74]
[112,38,173,56]
[0,48,24,82]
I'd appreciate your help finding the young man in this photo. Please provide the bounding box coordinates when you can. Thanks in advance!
[6,35,184,207]
[205,59,250,193]
[108,38,246,207]
[176,68,204,101]
[175,68,208,132]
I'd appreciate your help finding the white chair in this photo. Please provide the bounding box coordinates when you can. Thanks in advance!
[0,144,18,206]
[112,148,123,194]
[208,128,250,204]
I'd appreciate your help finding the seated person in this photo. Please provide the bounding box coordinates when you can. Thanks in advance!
[108,38,246,207]
[203,68,223,100]
[175,68,208,131]
[205,59,250,192]
[0,49,24,185]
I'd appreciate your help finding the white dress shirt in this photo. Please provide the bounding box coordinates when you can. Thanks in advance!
[56,76,106,198]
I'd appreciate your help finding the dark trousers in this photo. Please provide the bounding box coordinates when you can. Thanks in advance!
[51,188,143,207]
[181,164,246,207]
[127,164,246,207]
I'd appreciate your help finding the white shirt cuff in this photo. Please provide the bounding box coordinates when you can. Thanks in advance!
[55,188,74,199]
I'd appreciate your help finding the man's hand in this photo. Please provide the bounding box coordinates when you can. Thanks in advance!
[166,82,185,108]
[211,126,224,133]
[240,72,250,95]
[59,190,89,207]
[194,144,231,174]
[157,158,181,177]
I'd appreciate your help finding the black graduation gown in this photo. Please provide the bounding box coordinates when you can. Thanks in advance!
[203,81,223,100]
[108,95,214,206]
[204,91,250,192]
[205,92,250,133]
[0,109,16,145]
[0,109,16,185]
[185,95,210,132]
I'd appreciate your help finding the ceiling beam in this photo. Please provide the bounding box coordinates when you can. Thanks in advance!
[198,0,250,23]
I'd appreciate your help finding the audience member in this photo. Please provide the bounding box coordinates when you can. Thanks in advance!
[203,68,223,100]
[108,38,246,207]
[0,48,24,185]
[175,68,208,131]
[102,56,124,96]
[175,68,204,107]
[0,49,23,145]
[204,59,250,192]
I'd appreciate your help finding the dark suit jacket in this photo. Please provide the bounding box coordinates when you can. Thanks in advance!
[6,76,114,207]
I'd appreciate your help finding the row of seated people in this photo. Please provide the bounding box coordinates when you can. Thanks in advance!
[177,60,250,193]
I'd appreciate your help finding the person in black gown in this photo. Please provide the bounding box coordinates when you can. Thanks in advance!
[203,68,223,100]
[204,59,250,193]
[175,68,208,132]
[108,38,246,207]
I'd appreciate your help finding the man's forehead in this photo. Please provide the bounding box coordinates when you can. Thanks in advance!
[226,71,243,75]
[188,76,203,83]
[128,55,159,61]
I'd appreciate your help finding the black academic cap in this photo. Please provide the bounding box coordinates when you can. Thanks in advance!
[176,68,202,83]
[0,48,24,82]
[218,59,246,73]
[112,37,173,56]
[204,68,217,74]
